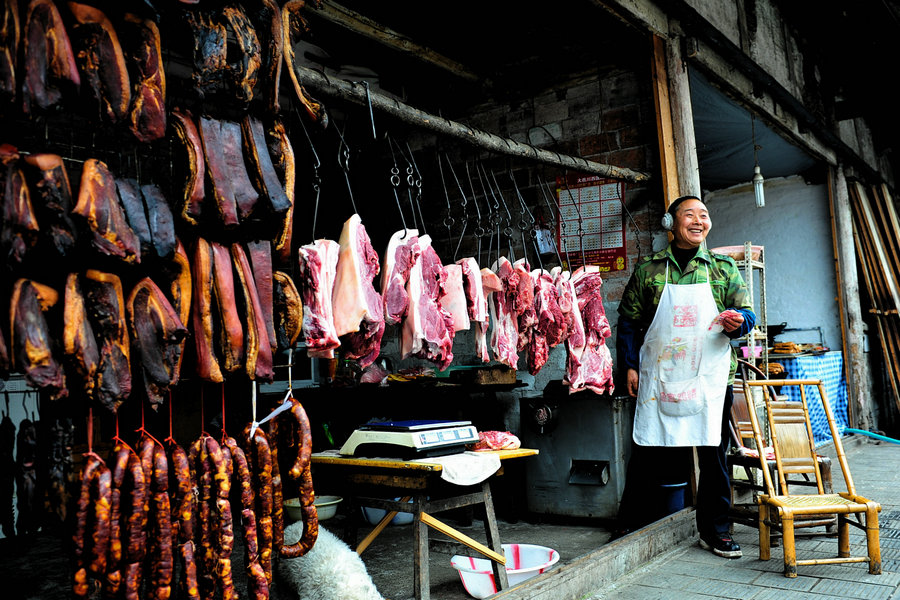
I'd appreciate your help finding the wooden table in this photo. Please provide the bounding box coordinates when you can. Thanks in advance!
[310,448,539,600]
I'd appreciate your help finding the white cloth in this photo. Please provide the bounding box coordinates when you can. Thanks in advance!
[417,451,501,486]
[633,265,732,446]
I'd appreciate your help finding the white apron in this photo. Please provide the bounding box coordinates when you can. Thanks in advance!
[633,265,732,447]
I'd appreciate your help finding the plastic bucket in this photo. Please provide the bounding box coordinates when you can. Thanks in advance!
[451,543,559,599]
[660,482,687,515]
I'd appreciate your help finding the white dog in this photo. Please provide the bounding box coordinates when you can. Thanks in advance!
[277,523,385,600]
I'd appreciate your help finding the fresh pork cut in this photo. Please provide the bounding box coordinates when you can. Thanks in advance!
[489,257,519,369]
[477,267,502,363]
[380,229,419,326]
[401,235,455,370]
[440,264,470,332]
[513,258,536,352]
[554,268,587,391]
[297,239,340,358]
[524,269,567,376]
[332,214,385,368]
[568,266,614,395]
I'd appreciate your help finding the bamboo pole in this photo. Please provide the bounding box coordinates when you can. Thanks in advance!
[283,62,652,183]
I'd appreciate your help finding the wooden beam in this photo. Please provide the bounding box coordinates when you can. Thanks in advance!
[650,33,680,206]
[304,1,481,83]
[284,62,652,182]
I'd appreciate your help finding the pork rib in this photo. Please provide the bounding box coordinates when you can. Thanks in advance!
[22,0,80,114]
[332,214,385,368]
[10,279,67,399]
[297,239,340,358]
[83,270,131,411]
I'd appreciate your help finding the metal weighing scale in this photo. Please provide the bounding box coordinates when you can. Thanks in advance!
[339,419,479,459]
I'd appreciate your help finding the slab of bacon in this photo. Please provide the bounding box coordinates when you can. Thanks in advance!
[169,108,205,226]
[63,272,100,400]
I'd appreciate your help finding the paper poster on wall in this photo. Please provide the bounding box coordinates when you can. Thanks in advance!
[556,175,627,272]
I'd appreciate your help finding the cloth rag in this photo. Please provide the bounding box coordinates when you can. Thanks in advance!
[419,451,501,486]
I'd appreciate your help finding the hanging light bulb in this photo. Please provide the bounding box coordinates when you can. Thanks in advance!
[751,114,765,208]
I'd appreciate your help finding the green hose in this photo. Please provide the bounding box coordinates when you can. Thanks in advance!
[843,427,900,445]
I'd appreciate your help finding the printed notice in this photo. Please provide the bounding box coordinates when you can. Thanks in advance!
[556,175,627,272]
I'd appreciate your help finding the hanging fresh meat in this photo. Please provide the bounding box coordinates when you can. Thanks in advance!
[440,263,470,332]
[211,241,244,374]
[381,229,420,326]
[513,258,536,352]
[248,0,282,113]
[115,177,151,257]
[569,266,614,395]
[554,268,586,392]
[140,183,176,260]
[247,240,276,354]
[21,0,80,114]
[265,119,295,264]
[191,237,222,383]
[0,0,19,104]
[127,277,187,409]
[242,115,291,218]
[489,257,520,369]
[73,159,141,264]
[297,239,340,358]
[23,153,78,258]
[457,257,488,325]
[63,272,100,400]
[401,234,455,370]
[67,2,131,123]
[281,1,328,127]
[477,267,502,363]
[272,271,302,352]
[83,270,131,412]
[1,145,40,265]
[121,13,165,143]
[333,214,385,369]
[232,243,274,382]
[10,278,67,398]
[169,108,205,226]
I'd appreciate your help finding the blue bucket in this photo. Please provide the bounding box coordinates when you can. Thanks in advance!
[659,482,687,515]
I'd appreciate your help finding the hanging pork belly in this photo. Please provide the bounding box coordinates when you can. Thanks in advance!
[272,271,302,352]
[198,116,258,228]
[191,237,222,383]
[232,243,274,382]
[297,239,340,358]
[73,159,141,264]
[222,4,260,106]
[247,240,277,355]
[83,270,131,412]
[265,118,295,264]
[211,241,244,374]
[127,277,187,409]
[333,214,385,369]
[381,229,420,326]
[169,108,205,227]
[242,115,292,221]
[10,278,67,399]
[0,0,19,104]
[121,13,165,143]
[489,257,520,369]
[21,0,80,114]
[1,145,40,265]
[23,153,79,259]
[63,272,100,400]
[140,183,176,261]
[440,263,470,333]
[553,268,587,390]
[115,177,151,257]
[67,2,131,123]
[513,258,536,353]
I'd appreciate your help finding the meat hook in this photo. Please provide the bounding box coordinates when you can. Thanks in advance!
[334,123,358,215]
[405,142,427,235]
[296,107,322,239]
[386,135,409,238]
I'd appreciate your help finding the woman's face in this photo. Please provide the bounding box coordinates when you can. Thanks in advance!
[672,199,711,249]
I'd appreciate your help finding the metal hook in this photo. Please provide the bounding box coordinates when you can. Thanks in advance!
[334,123,358,215]
[357,80,376,140]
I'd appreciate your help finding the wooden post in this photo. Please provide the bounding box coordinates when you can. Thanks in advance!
[650,34,680,205]
[665,24,701,199]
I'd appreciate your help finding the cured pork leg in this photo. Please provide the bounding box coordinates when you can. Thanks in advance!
[297,239,340,358]
[21,0,80,114]
[83,270,131,412]
[73,159,140,264]
[121,13,165,143]
[1,145,39,265]
[63,272,100,399]
[127,278,187,409]
[191,237,222,383]
[10,279,67,399]
[1,0,19,103]
[332,214,385,369]
[67,2,130,123]
[24,153,78,258]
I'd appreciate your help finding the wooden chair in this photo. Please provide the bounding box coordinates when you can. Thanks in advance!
[743,378,881,577]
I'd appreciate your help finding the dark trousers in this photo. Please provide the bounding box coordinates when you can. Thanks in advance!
[617,386,734,539]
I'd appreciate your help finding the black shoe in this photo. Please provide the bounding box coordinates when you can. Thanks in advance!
[699,535,742,558]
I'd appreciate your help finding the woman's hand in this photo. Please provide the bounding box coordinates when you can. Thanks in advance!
[626,368,639,397]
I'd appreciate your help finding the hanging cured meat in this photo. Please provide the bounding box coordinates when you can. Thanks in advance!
[381,229,420,326]
[115,177,151,257]
[282,1,328,127]
[233,243,274,382]
[242,115,291,218]
[489,257,520,369]
[73,159,141,264]
[63,272,100,399]
[400,234,454,370]
[248,0,282,113]
[184,9,225,99]
[222,4,260,106]
[10,279,67,398]
[127,277,187,409]
[198,116,258,227]
[265,118,295,263]
[211,241,244,374]
[140,183,176,260]
[15,418,39,537]
[67,2,131,123]
[333,214,385,369]
[297,239,340,358]
[272,271,302,352]
[247,240,276,354]
[83,270,131,412]
[0,413,14,538]
[169,108,205,226]
[21,0,80,114]
[163,239,192,328]
[0,0,19,104]
[121,13,165,143]
[1,145,39,265]
[23,153,78,258]
[44,417,75,529]
[191,237,222,383]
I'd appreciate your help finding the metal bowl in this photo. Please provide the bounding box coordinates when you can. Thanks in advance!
[284,495,343,521]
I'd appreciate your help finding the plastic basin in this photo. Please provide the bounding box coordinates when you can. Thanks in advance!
[451,543,560,599]
[361,497,415,526]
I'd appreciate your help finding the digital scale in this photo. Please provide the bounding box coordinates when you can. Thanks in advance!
[339,419,479,459]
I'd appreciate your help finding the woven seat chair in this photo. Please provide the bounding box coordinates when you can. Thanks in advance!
[743,378,881,577]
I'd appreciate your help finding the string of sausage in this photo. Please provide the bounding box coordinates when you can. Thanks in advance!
[102,444,131,598]
[242,423,274,583]
[73,453,110,597]
[149,443,174,600]
[279,399,317,559]
[224,436,268,600]
[206,436,238,600]
[168,441,199,600]
[189,436,215,600]
[267,417,284,552]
